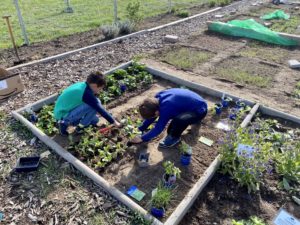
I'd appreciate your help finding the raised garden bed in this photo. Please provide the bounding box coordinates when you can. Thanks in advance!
[12,61,300,224]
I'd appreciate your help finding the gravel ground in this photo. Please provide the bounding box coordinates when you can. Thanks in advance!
[0,1,269,225]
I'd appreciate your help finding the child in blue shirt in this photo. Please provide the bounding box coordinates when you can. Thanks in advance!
[130,88,208,148]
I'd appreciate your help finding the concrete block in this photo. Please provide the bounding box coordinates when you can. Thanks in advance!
[288,59,300,69]
[164,35,179,43]
[214,14,224,18]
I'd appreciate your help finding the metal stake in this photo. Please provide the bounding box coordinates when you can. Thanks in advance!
[113,0,118,23]
[14,0,29,45]
[2,15,21,61]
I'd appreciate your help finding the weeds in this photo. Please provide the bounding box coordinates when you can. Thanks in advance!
[208,0,233,7]
[232,216,267,225]
[126,1,142,24]
[162,47,213,70]
[216,68,271,88]
[293,81,300,99]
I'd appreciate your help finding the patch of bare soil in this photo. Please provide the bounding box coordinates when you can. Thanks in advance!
[180,173,300,225]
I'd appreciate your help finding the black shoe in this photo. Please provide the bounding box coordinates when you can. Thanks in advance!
[58,121,68,135]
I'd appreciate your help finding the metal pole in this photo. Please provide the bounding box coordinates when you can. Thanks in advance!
[113,0,118,23]
[64,0,74,13]
[168,0,172,13]
[2,15,21,61]
[13,0,29,46]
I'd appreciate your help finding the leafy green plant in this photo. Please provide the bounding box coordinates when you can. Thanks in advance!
[275,142,300,185]
[98,62,153,104]
[126,1,142,23]
[163,161,181,178]
[36,105,58,136]
[232,216,267,225]
[179,141,192,155]
[219,121,273,193]
[150,183,172,209]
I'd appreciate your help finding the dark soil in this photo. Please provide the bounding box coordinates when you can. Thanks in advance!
[181,173,300,225]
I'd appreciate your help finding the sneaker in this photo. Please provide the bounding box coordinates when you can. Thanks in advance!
[58,121,68,135]
[159,135,181,148]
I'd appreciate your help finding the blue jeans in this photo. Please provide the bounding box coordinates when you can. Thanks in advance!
[63,103,99,127]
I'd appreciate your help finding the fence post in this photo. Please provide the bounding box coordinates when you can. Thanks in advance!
[13,0,29,45]
[113,0,118,23]
[64,0,74,13]
[168,0,172,13]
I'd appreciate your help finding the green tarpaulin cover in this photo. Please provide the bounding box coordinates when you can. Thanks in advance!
[261,10,290,20]
[209,19,297,46]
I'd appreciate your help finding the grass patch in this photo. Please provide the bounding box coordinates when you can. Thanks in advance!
[0,0,208,49]
[216,68,272,88]
[293,81,300,99]
[240,45,288,64]
[270,15,300,34]
[162,47,214,70]
[208,0,233,7]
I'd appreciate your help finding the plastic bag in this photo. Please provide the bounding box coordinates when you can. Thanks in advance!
[208,19,297,46]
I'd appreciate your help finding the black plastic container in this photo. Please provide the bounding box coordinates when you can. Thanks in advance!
[15,156,40,172]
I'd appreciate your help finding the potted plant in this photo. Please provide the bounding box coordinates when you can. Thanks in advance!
[221,96,232,108]
[162,161,181,187]
[150,184,172,218]
[214,103,223,115]
[236,99,246,109]
[179,141,192,166]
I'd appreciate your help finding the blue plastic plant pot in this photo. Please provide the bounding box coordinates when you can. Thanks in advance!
[29,114,38,123]
[236,100,245,109]
[120,84,127,92]
[180,154,191,166]
[221,97,231,108]
[151,207,165,218]
[229,113,237,120]
[214,103,222,115]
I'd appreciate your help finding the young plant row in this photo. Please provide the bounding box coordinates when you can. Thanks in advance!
[68,109,143,169]
[99,62,153,104]
[25,62,153,136]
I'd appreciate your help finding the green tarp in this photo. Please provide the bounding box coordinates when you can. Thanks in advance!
[209,19,297,46]
[261,10,290,20]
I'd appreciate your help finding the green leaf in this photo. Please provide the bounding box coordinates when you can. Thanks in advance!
[283,177,291,191]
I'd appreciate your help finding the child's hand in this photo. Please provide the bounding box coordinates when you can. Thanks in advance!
[130,136,143,144]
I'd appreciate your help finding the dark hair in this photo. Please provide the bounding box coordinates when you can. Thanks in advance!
[139,98,159,119]
[86,72,106,87]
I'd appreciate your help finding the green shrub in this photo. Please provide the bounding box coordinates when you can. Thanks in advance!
[175,10,190,18]
[126,1,142,23]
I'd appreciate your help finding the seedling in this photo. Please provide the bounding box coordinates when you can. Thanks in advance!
[179,141,192,156]
[150,183,172,218]
[163,161,181,178]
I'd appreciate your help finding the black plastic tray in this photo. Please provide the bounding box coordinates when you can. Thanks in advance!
[15,156,40,172]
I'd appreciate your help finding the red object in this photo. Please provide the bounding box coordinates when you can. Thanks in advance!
[99,126,112,134]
